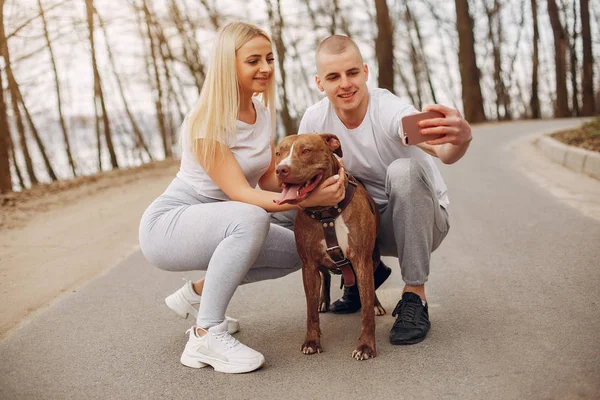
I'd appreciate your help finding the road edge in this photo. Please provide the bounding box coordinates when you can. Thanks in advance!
[534,135,600,180]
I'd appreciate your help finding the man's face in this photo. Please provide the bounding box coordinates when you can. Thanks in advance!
[315,48,369,114]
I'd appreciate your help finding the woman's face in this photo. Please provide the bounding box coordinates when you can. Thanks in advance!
[236,35,274,97]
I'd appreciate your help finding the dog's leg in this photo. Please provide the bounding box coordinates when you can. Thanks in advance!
[302,262,323,355]
[374,293,386,316]
[318,267,331,313]
[373,258,386,316]
[353,257,377,360]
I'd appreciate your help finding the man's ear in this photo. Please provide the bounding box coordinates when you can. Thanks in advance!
[320,133,343,157]
[315,75,324,92]
[363,64,369,82]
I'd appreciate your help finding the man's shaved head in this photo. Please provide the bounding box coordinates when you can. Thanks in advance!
[315,35,364,73]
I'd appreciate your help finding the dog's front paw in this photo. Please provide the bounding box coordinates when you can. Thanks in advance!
[375,304,386,316]
[301,340,323,355]
[352,344,376,361]
[318,300,329,313]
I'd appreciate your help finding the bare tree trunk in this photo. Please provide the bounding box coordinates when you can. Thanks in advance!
[151,11,186,127]
[547,0,570,117]
[140,0,171,158]
[93,86,102,171]
[375,0,394,93]
[327,0,351,37]
[579,0,596,115]
[266,0,296,136]
[425,1,459,108]
[407,2,438,104]
[497,0,511,118]
[289,37,320,107]
[198,0,220,29]
[0,69,12,193]
[530,0,541,118]
[86,0,118,169]
[403,5,423,109]
[38,0,76,177]
[303,0,321,50]
[5,0,67,41]
[0,0,37,185]
[329,0,338,35]
[19,91,58,181]
[484,0,511,120]
[334,0,352,37]
[504,0,526,117]
[94,6,153,162]
[455,0,487,122]
[396,61,417,106]
[566,0,579,116]
[169,0,205,94]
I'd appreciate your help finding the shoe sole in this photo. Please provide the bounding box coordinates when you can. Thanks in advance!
[389,326,430,345]
[180,353,265,374]
[389,335,427,345]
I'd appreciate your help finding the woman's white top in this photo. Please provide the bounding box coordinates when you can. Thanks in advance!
[177,97,272,200]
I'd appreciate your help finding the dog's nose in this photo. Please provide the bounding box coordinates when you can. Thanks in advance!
[276,165,290,177]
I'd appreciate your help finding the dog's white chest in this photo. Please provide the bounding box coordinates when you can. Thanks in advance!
[320,216,350,256]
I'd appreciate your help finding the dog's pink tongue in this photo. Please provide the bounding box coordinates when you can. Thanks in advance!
[277,184,302,205]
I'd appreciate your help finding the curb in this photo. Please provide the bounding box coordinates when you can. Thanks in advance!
[535,135,600,180]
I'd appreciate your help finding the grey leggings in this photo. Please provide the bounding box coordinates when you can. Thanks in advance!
[139,177,301,329]
[376,158,450,286]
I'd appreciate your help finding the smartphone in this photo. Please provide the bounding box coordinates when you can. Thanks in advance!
[400,111,445,146]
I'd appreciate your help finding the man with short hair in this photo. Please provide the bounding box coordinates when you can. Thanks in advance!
[298,35,472,345]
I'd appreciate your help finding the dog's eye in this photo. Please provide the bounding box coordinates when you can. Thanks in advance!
[275,151,281,157]
[302,149,312,155]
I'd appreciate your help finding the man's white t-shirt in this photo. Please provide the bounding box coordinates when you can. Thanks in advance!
[177,97,272,200]
[298,88,449,208]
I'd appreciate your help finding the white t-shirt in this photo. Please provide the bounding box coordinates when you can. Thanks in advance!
[177,97,272,200]
[298,88,449,208]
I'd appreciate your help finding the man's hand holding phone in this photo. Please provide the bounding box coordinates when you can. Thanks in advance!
[401,105,472,147]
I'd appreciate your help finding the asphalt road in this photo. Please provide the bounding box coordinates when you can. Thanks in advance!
[1,119,599,399]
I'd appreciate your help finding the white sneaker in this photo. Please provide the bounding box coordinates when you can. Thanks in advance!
[165,281,240,334]
[180,320,265,373]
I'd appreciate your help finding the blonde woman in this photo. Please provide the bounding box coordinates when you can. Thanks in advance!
[138,22,343,374]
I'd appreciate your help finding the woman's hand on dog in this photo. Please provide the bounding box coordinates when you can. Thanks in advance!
[299,167,345,208]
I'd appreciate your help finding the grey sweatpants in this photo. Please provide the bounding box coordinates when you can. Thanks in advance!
[376,158,450,286]
[139,178,301,329]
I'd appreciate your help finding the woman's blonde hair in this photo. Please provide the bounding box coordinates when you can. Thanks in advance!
[184,21,276,170]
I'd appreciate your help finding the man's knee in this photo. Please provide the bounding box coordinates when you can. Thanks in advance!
[386,158,427,191]
[271,209,296,230]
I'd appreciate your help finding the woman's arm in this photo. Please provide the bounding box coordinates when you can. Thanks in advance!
[257,141,282,192]
[196,140,295,212]
[196,140,344,212]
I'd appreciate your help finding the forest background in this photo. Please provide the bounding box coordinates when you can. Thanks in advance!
[0,0,597,193]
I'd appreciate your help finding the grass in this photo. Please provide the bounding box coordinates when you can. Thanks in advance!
[551,117,600,152]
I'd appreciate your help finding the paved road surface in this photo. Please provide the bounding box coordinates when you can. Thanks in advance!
[1,119,599,399]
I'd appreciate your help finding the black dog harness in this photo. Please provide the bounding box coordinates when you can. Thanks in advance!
[303,173,358,287]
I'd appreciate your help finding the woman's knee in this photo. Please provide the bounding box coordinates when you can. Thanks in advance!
[229,203,271,238]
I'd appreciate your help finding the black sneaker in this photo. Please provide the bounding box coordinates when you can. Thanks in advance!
[389,292,430,345]
[330,262,392,314]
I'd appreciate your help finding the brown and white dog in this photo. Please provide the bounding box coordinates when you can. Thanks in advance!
[274,133,385,360]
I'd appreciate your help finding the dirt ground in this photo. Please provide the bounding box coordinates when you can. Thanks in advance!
[0,160,179,339]
[551,117,600,152]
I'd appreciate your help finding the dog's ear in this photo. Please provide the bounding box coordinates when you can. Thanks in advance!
[319,133,343,158]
